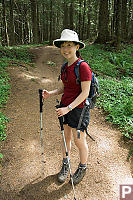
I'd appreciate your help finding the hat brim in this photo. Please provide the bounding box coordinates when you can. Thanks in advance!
[53,39,85,49]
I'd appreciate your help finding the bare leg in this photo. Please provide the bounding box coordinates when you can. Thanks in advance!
[73,129,88,164]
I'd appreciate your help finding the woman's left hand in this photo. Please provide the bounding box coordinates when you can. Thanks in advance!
[56,107,69,117]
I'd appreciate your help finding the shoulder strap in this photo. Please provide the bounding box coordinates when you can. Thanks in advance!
[74,60,87,84]
[61,62,67,73]
[58,62,68,81]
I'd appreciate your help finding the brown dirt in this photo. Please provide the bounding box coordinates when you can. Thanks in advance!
[0,46,133,200]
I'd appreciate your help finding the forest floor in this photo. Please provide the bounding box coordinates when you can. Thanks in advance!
[0,46,133,200]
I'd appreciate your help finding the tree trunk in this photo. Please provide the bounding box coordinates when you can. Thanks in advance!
[95,0,110,43]
[78,0,82,38]
[1,0,9,46]
[30,0,39,43]
[69,2,74,30]
[121,0,128,41]
[115,0,122,49]
[9,0,15,46]
[42,2,49,41]
[17,3,23,45]
[63,2,69,29]
[87,0,91,39]
[37,4,41,43]
[127,0,133,40]
[23,4,29,44]
[111,0,115,38]
[49,0,53,45]
[81,0,86,40]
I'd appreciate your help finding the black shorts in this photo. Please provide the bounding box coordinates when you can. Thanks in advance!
[60,104,90,132]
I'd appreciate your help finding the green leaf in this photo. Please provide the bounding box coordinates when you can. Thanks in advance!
[0,153,3,159]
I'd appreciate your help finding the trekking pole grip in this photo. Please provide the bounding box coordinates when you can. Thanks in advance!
[39,89,43,113]
[56,105,64,131]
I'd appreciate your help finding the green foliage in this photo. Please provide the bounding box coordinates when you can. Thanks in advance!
[0,62,10,108]
[0,153,3,159]
[0,113,8,141]
[97,77,133,138]
[0,61,10,141]
[82,44,133,140]
[0,45,34,63]
[81,44,133,78]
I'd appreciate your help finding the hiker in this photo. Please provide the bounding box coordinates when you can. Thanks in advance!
[42,29,92,185]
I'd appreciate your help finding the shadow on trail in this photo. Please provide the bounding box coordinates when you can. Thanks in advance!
[0,174,73,200]
[18,174,72,200]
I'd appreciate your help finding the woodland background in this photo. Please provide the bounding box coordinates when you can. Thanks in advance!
[1,0,133,48]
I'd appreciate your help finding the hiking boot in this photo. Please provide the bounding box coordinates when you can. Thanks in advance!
[71,165,87,185]
[57,162,69,183]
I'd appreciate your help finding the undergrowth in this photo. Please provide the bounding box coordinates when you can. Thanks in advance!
[81,44,133,78]
[82,44,133,155]
[0,46,31,62]
[97,77,133,138]
[0,61,10,141]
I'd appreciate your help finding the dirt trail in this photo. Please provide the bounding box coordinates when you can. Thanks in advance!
[0,46,133,200]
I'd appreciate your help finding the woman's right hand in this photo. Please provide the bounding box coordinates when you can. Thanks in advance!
[42,90,51,99]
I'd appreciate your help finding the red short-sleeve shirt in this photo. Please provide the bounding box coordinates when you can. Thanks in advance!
[61,59,92,108]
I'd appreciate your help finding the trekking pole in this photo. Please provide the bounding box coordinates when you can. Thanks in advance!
[39,89,45,173]
[56,105,77,200]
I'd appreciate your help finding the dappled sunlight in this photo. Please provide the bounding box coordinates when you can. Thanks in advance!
[20,162,41,179]
[95,133,133,197]
[22,73,39,80]
[26,139,40,153]
[97,139,111,154]
[20,71,53,83]
[0,139,43,191]
[41,78,53,83]
[19,139,43,180]
[107,161,133,195]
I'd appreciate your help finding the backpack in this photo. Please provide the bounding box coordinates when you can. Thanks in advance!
[59,60,99,109]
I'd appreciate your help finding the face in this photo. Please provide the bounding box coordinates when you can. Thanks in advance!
[60,41,79,60]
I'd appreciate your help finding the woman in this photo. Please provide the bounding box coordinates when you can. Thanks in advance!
[42,29,92,185]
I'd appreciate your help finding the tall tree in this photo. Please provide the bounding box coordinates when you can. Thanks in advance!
[111,0,116,38]
[42,1,49,41]
[15,2,23,45]
[69,1,74,30]
[78,0,82,38]
[121,0,128,41]
[1,0,9,46]
[23,3,29,44]
[95,0,110,43]
[127,0,133,40]
[63,1,69,29]
[81,0,86,40]
[1,0,132,46]
[115,0,122,49]
[9,0,15,46]
[49,0,53,45]
[30,0,39,43]
[86,0,91,39]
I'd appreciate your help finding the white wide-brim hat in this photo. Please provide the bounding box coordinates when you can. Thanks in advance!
[53,29,85,49]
